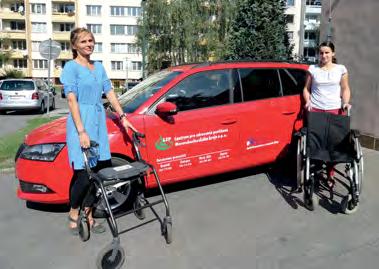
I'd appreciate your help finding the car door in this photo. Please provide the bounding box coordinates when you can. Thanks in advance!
[143,69,241,184]
[234,68,299,168]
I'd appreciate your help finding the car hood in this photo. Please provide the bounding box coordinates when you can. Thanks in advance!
[25,113,120,145]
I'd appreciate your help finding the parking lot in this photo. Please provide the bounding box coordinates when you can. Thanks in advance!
[1,148,379,269]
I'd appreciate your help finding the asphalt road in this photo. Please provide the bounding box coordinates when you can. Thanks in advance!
[0,95,68,138]
[1,148,379,269]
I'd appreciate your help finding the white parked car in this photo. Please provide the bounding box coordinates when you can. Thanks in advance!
[0,79,55,114]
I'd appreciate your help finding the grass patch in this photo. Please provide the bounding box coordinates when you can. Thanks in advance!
[0,116,60,169]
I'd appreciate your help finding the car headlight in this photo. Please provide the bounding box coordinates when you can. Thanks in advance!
[19,143,65,161]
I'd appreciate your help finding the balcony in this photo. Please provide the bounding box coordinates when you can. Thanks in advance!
[0,31,26,39]
[51,12,75,22]
[52,32,70,41]
[304,39,318,48]
[10,50,28,59]
[58,51,72,59]
[0,10,25,20]
[304,20,320,31]
[306,5,322,14]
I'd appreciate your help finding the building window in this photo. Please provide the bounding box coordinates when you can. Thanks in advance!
[111,6,125,16]
[286,0,295,6]
[110,6,141,17]
[60,42,70,51]
[10,3,23,12]
[10,21,25,31]
[131,61,142,71]
[110,25,138,36]
[32,41,41,51]
[13,59,27,68]
[285,14,294,24]
[31,22,47,33]
[57,60,67,68]
[111,43,127,53]
[52,3,75,13]
[86,5,101,16]
[306,0,322,5]
[94,43,103,53]
[305,14,319,23]
[31,3,46,14]
[87,24,102,34]
[304,31,317,41]
[53,23,74,32]
[33,59,48,69]
[127,7,141,16]
[111,61,124,71]
[12,40,27,50]
[127,44,140,54]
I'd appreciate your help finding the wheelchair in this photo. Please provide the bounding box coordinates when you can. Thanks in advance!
[78,131,172,269]
[295,109,363,214]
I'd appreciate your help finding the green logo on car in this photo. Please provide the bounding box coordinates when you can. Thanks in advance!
[155,136,173,151]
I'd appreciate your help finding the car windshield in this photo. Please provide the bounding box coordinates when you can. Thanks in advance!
[0,81,34,91]
[118,70,182,113]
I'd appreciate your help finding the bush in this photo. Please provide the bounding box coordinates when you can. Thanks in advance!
[0,67,25,80]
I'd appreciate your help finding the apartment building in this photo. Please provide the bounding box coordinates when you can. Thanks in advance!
[285,0,322,62]
[0,0,143,88]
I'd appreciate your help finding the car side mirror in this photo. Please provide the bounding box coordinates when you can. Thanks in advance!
[156,102,178,116]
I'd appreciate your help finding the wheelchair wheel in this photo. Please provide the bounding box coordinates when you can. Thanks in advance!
[78,213,90,242]
[96,243,125,269]
[296,138,305,192]
[303,158,318,211]
[162,216,173,244]
[341,194,359,215]
[133,194,146,220]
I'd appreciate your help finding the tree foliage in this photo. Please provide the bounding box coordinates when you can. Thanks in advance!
[137,0,293,73]
[225,0,293,60]
[137,0,236,74]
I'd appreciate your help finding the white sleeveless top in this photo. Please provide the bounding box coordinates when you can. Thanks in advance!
[309,64,347,110]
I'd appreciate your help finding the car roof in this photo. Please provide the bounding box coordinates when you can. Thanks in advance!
[167,60,309,72]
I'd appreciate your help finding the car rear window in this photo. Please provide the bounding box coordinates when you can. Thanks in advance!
[0,81,35,91]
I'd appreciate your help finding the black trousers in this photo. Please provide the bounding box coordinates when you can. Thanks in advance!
[70,159,112,209]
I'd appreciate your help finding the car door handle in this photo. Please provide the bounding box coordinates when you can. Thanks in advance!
[221,119,237,125]
[282,112,296,115]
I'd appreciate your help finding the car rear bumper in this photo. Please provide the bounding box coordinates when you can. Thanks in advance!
[0,101,40,110]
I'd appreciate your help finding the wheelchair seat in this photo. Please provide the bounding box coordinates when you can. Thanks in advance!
[97,161,149,182]
[306,111,355,163]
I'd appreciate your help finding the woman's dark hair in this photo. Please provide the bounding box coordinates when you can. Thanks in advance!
[70,27,94,59]
[319,41,337,63]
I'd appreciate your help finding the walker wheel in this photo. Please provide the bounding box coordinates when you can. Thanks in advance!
[162,217,173,244]
[96,243,125,269]
[341,194,359,215]
[78,215,90,242]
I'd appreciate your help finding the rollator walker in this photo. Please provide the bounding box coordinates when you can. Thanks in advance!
[294,108,363,213]
[78,131,172,269]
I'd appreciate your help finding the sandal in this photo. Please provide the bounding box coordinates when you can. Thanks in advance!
[68,216,79,236]
[90,220,106,234]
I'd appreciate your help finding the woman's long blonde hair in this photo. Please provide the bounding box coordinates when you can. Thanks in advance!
[70,27,95,59]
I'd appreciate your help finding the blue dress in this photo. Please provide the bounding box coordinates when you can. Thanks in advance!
[60,60,112,169]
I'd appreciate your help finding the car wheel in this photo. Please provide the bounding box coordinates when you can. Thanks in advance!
[92,157,134,218]
[39,101,45,114]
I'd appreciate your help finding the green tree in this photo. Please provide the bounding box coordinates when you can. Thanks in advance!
[137,0,235,74]
[224,0,293,60]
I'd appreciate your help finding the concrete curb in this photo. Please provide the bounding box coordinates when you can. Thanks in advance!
[0,167,15,174]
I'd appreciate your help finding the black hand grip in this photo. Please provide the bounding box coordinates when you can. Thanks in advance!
[134,132,145,139]
[90,140,99,147]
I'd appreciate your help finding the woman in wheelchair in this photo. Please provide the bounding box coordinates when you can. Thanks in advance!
[303,41,351,188]
[299,41,363,213]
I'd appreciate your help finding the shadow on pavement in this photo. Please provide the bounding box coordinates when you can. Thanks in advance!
[26,201,69,213]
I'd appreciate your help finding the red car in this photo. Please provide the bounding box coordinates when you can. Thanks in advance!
[15,61,308,205]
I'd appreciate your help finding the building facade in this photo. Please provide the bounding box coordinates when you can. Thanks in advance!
[285,0,322,62]
[0,0,143,88]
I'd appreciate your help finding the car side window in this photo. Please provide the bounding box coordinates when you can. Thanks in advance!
[279,69,307,96]
[165,69,232,112]
[238,68,281,101]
